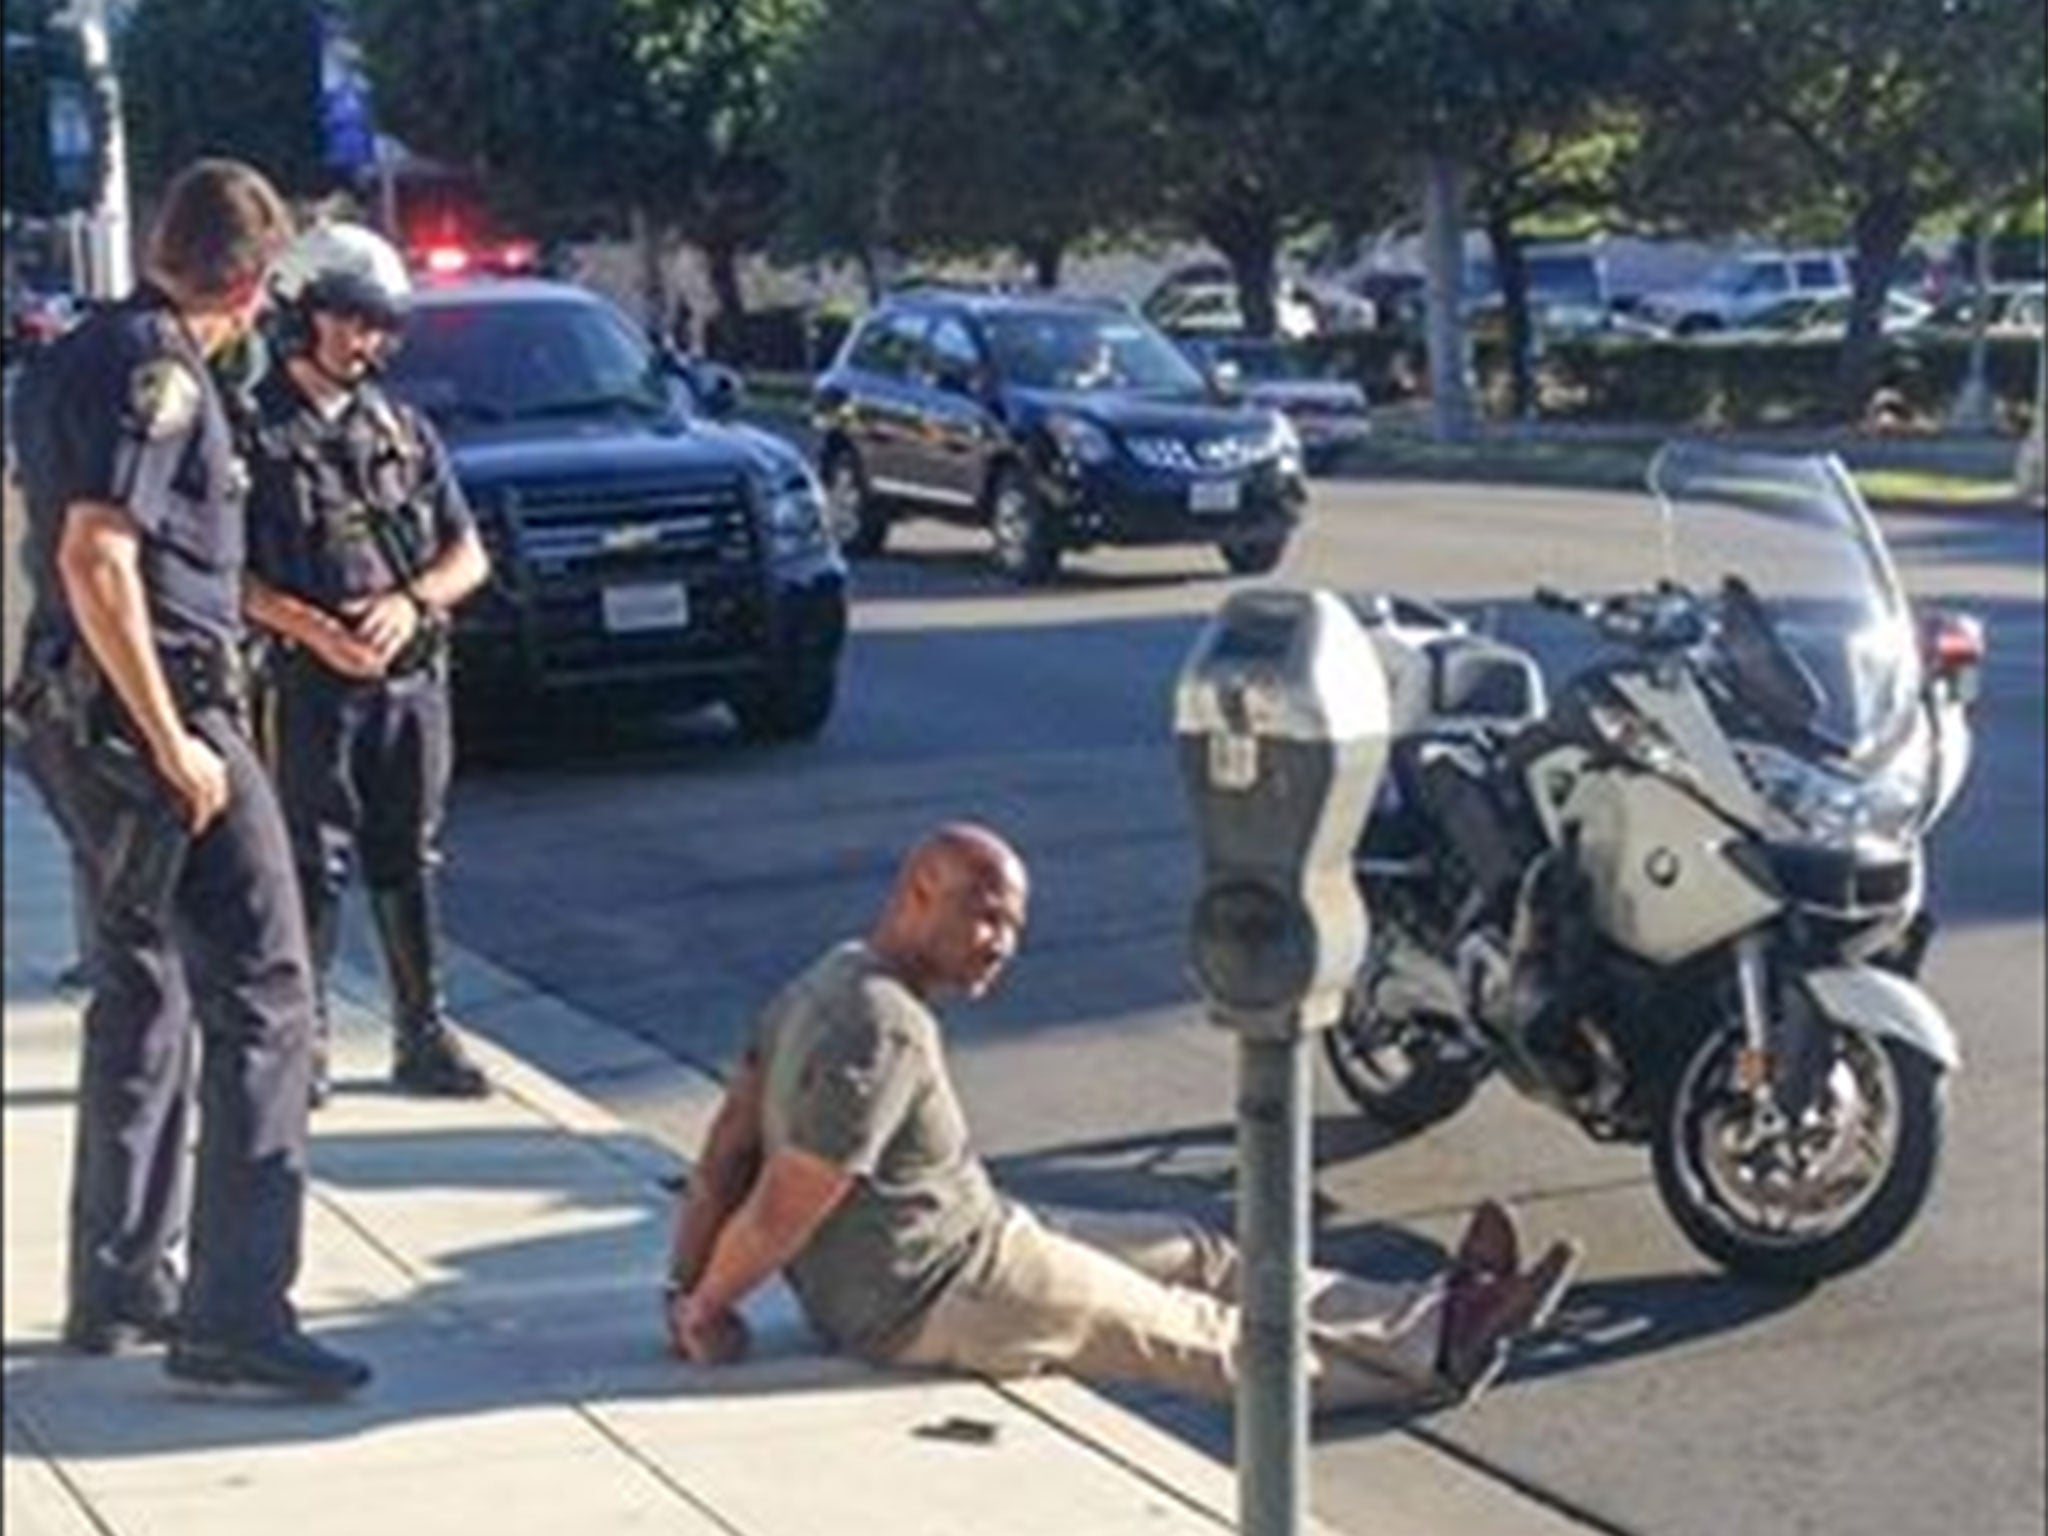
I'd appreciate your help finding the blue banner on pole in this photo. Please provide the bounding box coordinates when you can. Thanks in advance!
[316,5,376,172]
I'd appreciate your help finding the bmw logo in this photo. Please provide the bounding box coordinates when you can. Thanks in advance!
[1646,848,1682,888]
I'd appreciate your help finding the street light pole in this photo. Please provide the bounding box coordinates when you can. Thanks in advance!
[67,0,131,297]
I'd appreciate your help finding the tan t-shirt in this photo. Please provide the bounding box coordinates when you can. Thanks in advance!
[756,941,1006,1357]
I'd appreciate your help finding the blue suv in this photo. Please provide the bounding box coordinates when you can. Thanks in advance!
[812,291,1306,584]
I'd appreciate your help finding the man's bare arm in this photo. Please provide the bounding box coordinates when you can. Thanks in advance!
[666,1054,767,1294]
[672,1147,854,1365]
[410,526,490,615]
[243,575,385,678]
[58,502,227,830]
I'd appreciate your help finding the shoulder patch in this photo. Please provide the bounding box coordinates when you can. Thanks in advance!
[129,358,203,440]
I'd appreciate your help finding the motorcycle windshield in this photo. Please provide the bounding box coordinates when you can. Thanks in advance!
[1648,443,1920,763]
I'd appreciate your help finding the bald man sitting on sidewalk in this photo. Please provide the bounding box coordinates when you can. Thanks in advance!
[663,822,1581,1410]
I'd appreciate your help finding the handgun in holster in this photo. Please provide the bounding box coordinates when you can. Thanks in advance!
[6,644,193,934]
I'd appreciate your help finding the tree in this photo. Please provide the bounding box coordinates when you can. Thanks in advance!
[119,0,329,200]
[353,0,817,326]
[1353,0,1648,417]
[1625,0,2048,416]
[1116,0,1401,336]
[773,0,1141,290]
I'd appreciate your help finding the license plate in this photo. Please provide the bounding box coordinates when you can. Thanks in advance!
[1189,478,1242,515]
[602,582,689,633]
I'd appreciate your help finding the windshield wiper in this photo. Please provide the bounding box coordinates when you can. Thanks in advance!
[426,399,509,426]
[514,391,667,421]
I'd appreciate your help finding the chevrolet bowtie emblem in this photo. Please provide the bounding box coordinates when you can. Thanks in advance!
[601,523,662,553]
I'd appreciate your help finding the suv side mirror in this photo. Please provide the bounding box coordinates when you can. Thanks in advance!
[687,361,745,420]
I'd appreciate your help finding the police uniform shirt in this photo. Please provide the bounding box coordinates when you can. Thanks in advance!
[244,370,475,613]
[15,285,250,657]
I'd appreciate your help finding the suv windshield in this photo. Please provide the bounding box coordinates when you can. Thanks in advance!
[981,309,1205,394]
[386,298,674,425]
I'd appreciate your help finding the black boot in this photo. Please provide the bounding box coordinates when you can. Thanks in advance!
[300,878,342,1109]
[368,883,488,1098]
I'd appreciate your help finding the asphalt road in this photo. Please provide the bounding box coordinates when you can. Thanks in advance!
[422,480,2044,1536]
[5,454,2042,1536]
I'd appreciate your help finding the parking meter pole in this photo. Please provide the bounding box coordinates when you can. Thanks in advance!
[1174,588,1392,1536]
[1237,1032,1311,1536]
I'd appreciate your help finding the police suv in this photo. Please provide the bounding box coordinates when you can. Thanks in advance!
[381,280,847,740]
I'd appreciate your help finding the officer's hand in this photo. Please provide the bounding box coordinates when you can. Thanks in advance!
[344,591,420,666]
[669,1292,751,1367]
[314,623,387,681]
[154,730,231,833]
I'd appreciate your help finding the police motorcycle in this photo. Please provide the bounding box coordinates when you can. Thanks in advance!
[1325,443,1984,1283]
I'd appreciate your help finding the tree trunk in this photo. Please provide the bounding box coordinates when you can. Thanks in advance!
[1837,192,1914,423]
[1213,227,1279,339]
[704,237,746,362]
[1484,205,1536,421]
[1422,154,1476,442]
[1026,239,1063,291]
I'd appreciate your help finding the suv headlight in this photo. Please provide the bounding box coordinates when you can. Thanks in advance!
[1046,414,1116,469]
[766,474,831,559]
[1268,412,1303,474]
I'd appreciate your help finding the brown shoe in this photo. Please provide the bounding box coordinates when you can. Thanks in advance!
[1450,1198,1520,1287]
[1437,1238,1582,1405]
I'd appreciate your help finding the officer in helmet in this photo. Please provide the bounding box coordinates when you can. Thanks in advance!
[242,221,492,1103]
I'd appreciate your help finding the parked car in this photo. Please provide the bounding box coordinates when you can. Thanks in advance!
[1720,290,1934,341]
[380,279,848,740]
[1638,250,1854,334]
[1144,279,1321,341]
[812,290,1306,583]
[1176,335,1370,471]
[1927,281,2046,336]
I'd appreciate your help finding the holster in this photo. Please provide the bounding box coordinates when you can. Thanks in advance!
[8,648,196,934]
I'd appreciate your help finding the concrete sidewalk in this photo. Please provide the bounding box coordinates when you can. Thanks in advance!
[3,767,1590,1536]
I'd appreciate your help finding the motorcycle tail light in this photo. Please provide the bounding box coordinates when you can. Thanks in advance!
[1920,609,1985,675]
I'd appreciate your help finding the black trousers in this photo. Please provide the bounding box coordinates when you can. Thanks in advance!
[272,657,452,1014]
[26,706,316,1345]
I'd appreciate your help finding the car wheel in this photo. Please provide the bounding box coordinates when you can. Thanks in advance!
[730,660,837,742]
[822,445,889,557]
[988,465,1061,586]
[1220,538,1288,576]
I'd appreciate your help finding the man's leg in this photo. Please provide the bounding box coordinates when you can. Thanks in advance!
[272,662,360,1105]
[891,1206,1445,1411]
[170,713,318,1349]
[359,675,483,1097]
[39,716,194,1352]
[63,895,195,1351]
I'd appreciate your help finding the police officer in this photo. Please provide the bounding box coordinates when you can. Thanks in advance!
[241,223,492,1103]
[7,159,371,1398]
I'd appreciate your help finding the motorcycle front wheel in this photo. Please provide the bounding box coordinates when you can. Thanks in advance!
[1322,996,1488,1135]
[1652,1021,1945,1285]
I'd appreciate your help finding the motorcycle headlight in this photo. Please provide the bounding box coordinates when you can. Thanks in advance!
[1046,414,1116,469]
[1737,735,1931,847]
[766,473,831,559]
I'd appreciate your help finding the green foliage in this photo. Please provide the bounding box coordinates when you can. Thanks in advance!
[120,0,328,200]
[773,0,1142,285]
[346,0,659,235]
[1619,0,2047,410]
[1535,335,2043,429]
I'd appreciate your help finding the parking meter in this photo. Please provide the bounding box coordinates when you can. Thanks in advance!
[1173,588,1391,1536]
[1175,588,1390,1036]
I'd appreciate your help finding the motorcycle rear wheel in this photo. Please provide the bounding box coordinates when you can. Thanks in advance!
[1652,1022,1944,1285]
[1322,996,1487,1135]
